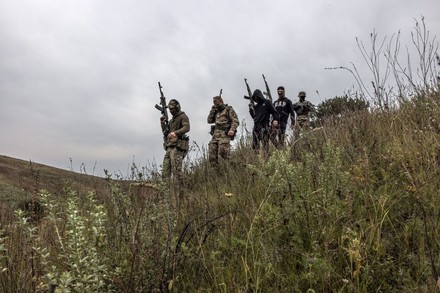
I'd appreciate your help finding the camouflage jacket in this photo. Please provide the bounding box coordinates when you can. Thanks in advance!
[207,104,239,139]
[162,111,190,148]
[293,100,315,116]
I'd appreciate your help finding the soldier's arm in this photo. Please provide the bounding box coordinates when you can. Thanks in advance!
[207,108,216,124]
[229,107,240,131]
[174,114,190,136]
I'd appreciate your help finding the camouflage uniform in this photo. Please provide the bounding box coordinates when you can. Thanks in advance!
[208,97,239,167]
[293,91,315,130]
[161,100,190,182]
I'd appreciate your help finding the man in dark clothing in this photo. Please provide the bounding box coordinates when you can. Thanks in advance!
[249,89,279,150]
[271,86,295,148]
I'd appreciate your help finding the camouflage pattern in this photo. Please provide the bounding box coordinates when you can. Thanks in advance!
[162,111,190,149]
[207,104,239,166]
[296,115,310,128]
[293,100,315,117]
[162,147,186,182]
[293,93,314,137]
[161,109,190,181]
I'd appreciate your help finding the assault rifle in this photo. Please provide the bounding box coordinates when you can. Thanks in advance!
[155,82,170,138]
[262,74,272,102]
[243,78,254,109]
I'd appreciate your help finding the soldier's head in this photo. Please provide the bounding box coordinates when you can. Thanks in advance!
[168,99,181,116]
[213,96,224,107]
[298,91,306,101]
[277,86,285,98]
[251,89,265,103]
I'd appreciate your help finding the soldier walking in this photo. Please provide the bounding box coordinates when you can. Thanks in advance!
[207,95,239,168]
[293,91,315,134]
[160,99,190,184]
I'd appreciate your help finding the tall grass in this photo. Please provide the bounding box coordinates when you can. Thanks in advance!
[1,96,439,292]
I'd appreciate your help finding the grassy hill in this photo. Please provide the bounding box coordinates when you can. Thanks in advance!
[1,90,440,292]
[0,155,114,222]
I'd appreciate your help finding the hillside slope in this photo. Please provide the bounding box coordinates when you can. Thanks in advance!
[0,155,112,212]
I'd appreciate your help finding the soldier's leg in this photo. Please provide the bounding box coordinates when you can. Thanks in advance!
[261,129,270,152]
[173,148,186,200]
[170,147,184,181]
[167,148,183,195]
[208,141,219,167]
[302,120,310,130]
[297,116,308,131]
[279,131,285,148]
[269,127,278,148]
[252,129,260,150]
[278,123,287,148]
[162,148,172,180]
[218,142,231,160]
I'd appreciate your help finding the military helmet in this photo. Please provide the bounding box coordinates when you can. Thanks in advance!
[298,91,306,97]
[168,99,181,111]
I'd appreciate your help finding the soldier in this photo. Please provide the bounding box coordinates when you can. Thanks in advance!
[271,86,295,148]
[207,95,239,167]
[160,99,190,183]
[293,91,315,130]
[249,89,279,151]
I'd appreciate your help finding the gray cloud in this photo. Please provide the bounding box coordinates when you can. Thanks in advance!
[1,0,439,175]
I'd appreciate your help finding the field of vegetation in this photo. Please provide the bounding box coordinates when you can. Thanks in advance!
[1,18,439,292]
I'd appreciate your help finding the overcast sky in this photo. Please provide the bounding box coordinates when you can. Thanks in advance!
[1,0,439,177]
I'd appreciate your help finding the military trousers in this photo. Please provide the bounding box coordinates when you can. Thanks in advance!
[296,115,310,129]
[162,146,186,182]
[208,139,231,166]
